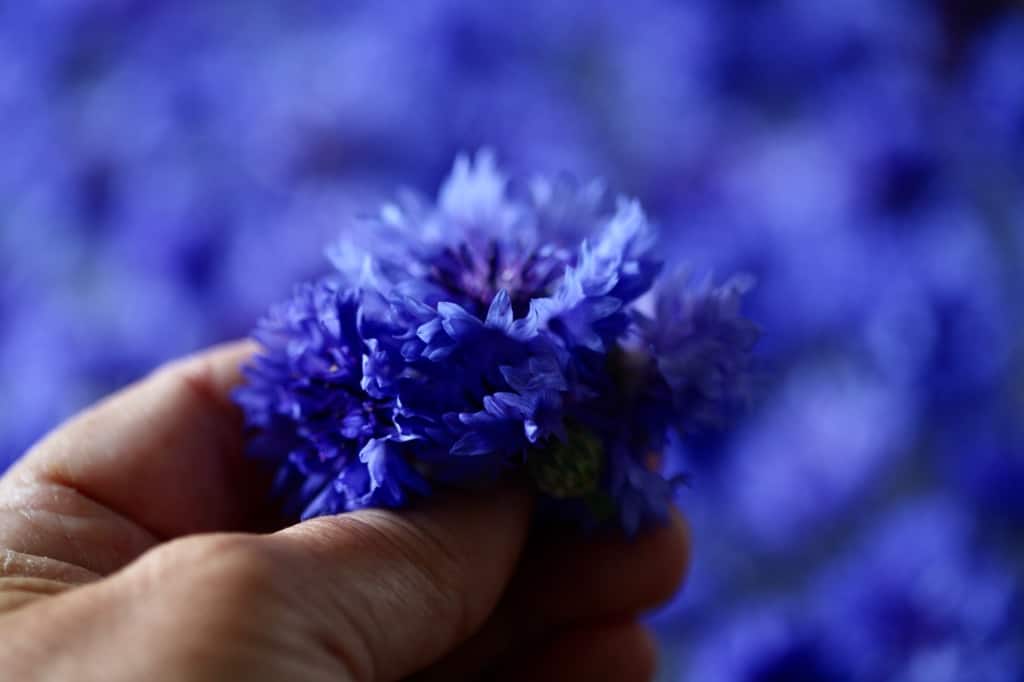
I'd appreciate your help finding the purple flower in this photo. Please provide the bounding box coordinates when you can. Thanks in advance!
[720,364,916,551]
[637,271,760,432]
[962,15,1024,165]
[235,152,757,531]
[938,402,1024,529]
[684,604,848,682]
[682,497,1022,682]
[811,497,1022,682]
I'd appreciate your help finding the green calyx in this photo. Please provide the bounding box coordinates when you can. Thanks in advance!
[530,425,605,499]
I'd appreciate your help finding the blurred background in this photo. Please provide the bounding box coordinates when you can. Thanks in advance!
[1,1,1022,679]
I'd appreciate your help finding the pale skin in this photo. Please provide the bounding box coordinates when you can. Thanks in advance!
[0,341,689,681]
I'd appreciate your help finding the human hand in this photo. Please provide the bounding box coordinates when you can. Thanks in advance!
[0,342,689,681]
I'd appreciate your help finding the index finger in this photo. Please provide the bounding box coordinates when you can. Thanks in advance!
[0,341,268,574]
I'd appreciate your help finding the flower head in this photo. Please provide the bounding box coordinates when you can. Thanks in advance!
[236,152,757,532]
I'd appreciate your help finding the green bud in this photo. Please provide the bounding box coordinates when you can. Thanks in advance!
[530,425,604,499]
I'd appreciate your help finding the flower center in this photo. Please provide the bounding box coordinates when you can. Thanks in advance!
[428,239,570,317]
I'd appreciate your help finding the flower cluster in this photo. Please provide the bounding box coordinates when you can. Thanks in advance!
[234,152,758,532]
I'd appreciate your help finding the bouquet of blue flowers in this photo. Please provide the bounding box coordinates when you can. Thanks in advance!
[234,152,758,534]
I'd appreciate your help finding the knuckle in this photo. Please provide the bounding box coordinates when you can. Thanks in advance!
[345,513,462,586]
[196,535,282,593]
[339,513,475,640]
[117,534,296,669]
[153,353,240,424]
[137,534,283,605]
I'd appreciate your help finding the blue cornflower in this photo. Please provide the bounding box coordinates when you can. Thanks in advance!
[683,497,1023,682]
[684,604,848,682]
[235,152,757,532]
[811,497,1022,681]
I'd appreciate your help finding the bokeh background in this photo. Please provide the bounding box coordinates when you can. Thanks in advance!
[2,1,1022,679]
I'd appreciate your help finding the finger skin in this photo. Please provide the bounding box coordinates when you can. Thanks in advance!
[9,341,261,535]
[512,511,691,626]
[0,487,532,682]
[0,341,269,576]
[414,511,689,681]
[492,620,658,682]
[269,486,533,682]
[0,533,336,682]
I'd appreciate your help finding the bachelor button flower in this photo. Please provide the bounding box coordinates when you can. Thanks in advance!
[684,604,850,682]
[635,270,760,432]
[233,282,431,519]
[236,151,757,532]
[683,497,1023,682]
[811,497,1023,682]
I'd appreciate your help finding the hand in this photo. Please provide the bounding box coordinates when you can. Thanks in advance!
[0,342,689,681]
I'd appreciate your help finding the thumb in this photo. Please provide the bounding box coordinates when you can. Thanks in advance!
[269,486,532,682]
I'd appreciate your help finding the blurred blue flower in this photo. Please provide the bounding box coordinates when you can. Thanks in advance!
[938,401,1024,530]
[682,497,1022,682]
[721,363,916,552]
[637,271,759,432]
[813,497,1022,682]
[684,604,848,682]
[962,14,1024,167]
